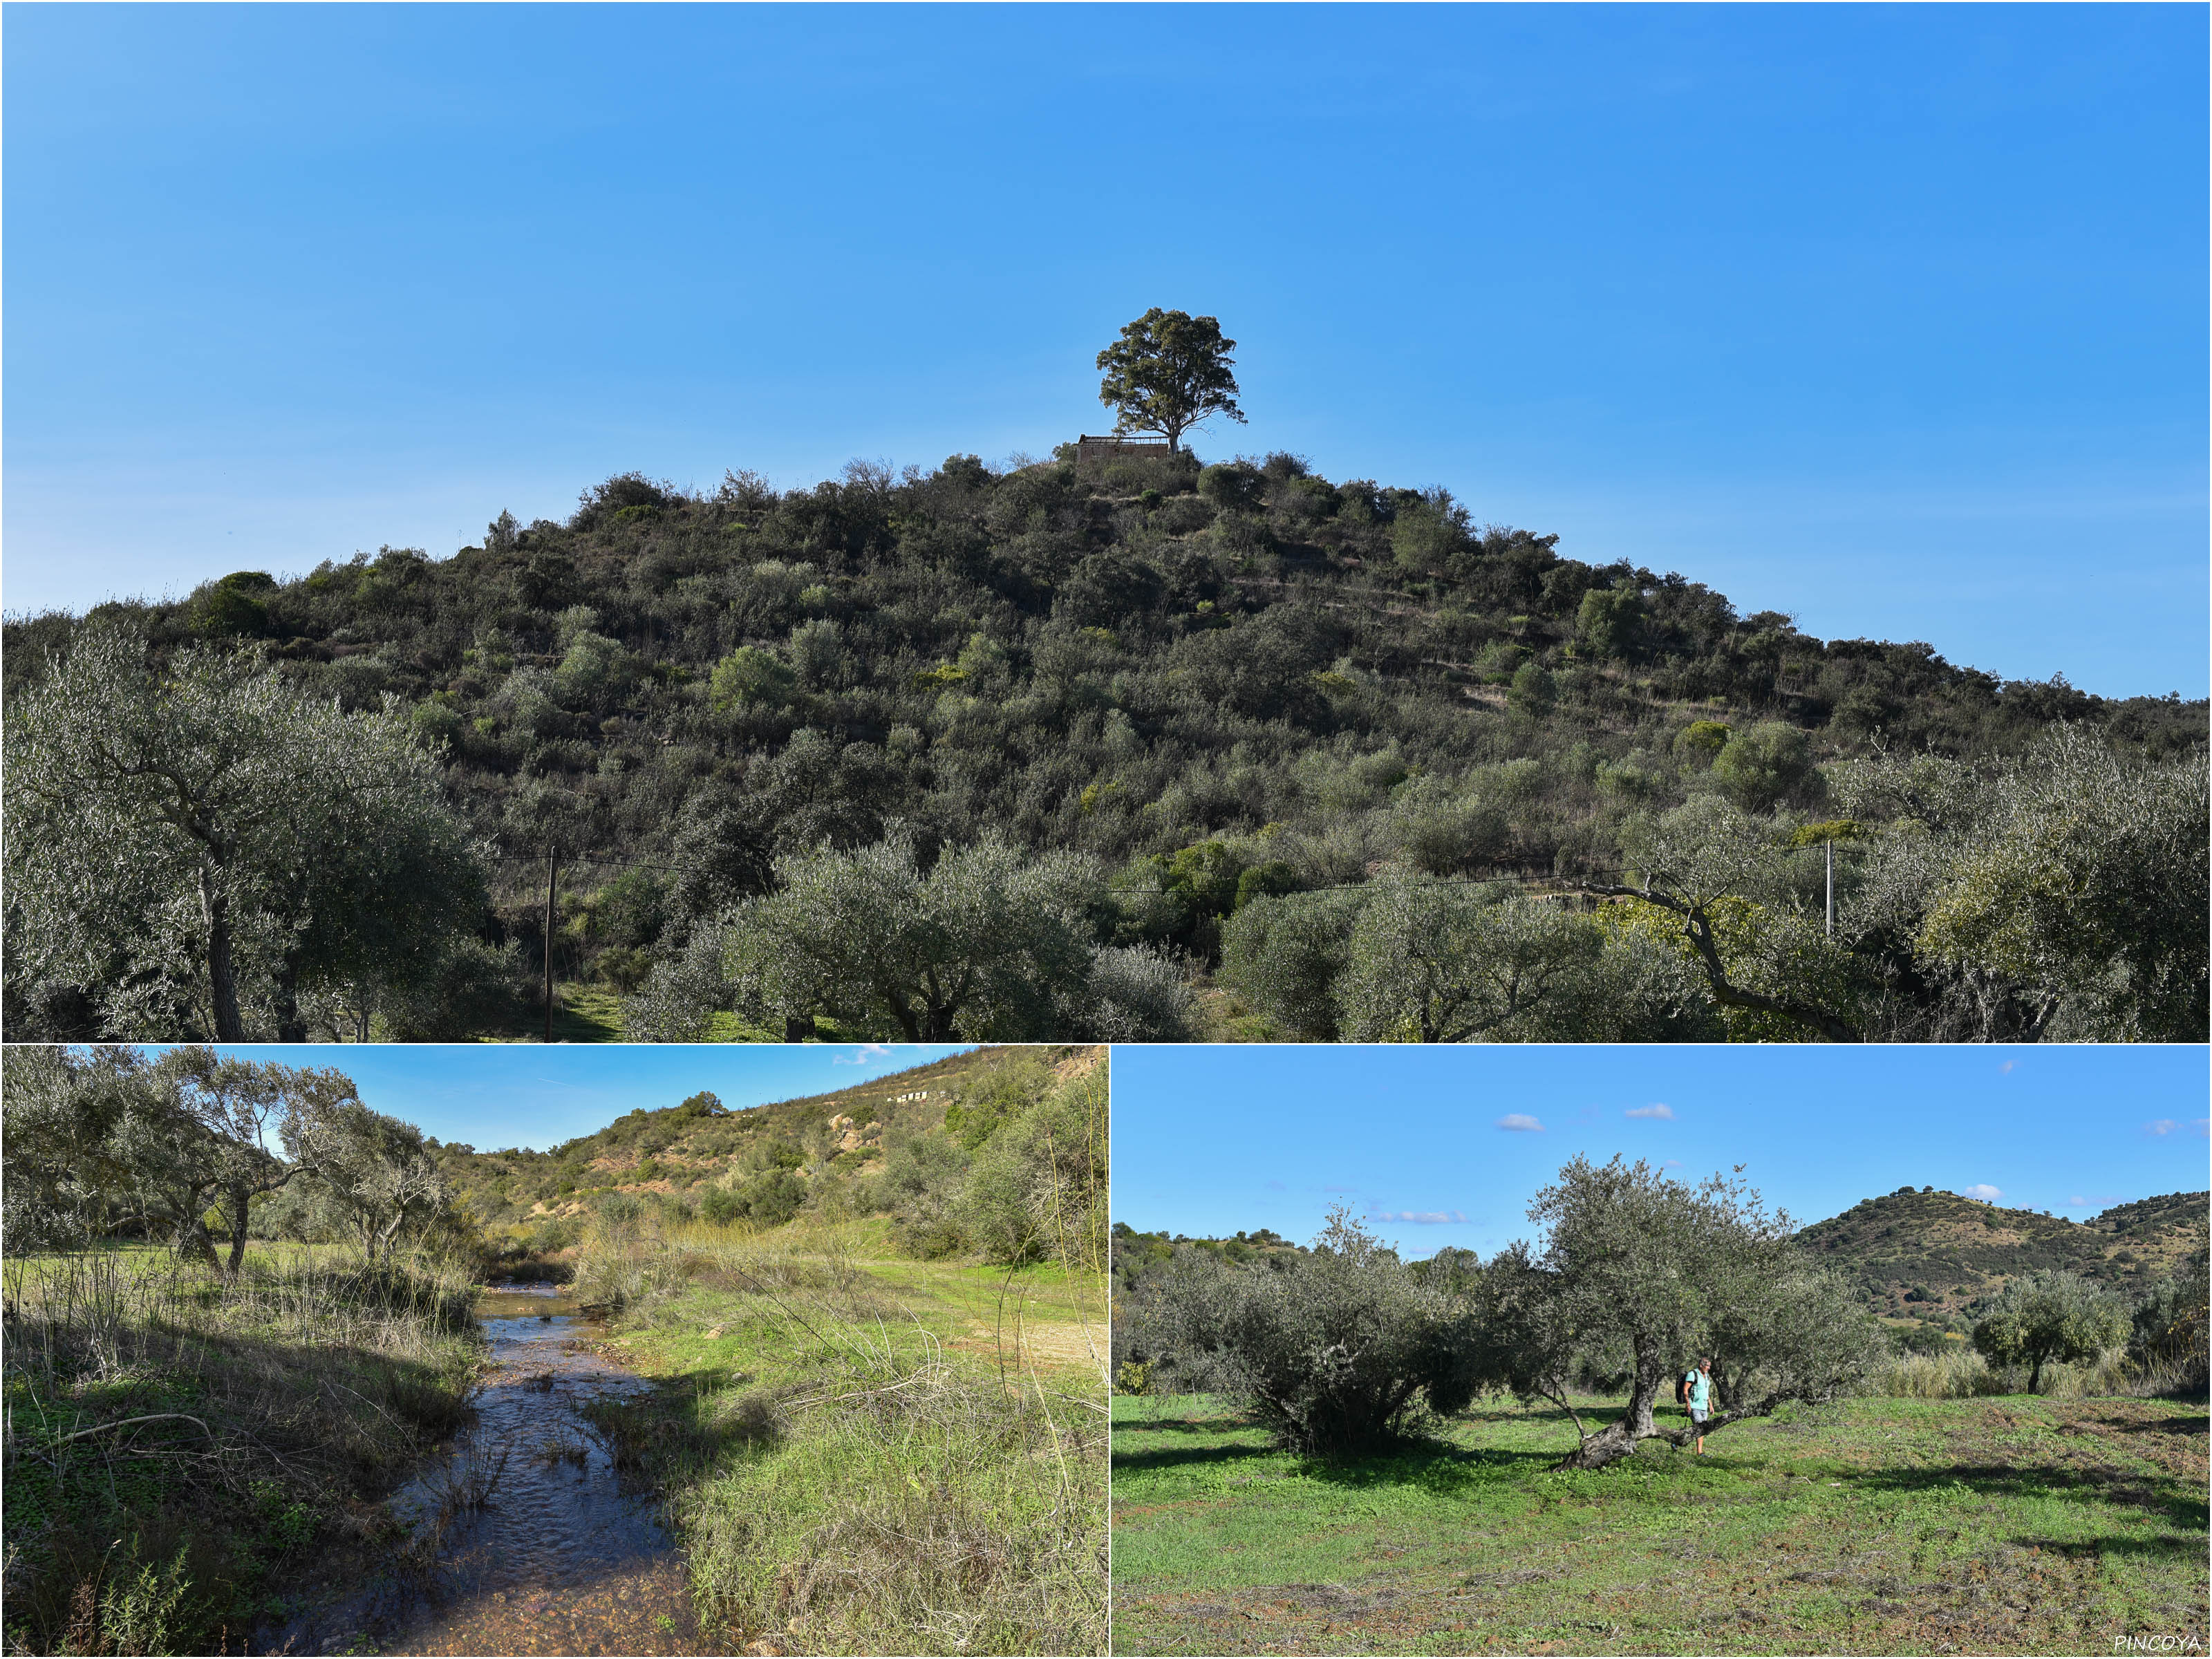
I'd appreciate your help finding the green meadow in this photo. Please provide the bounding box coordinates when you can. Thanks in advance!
[1109,1391,2209,1656]
[571,1219,1107,1656]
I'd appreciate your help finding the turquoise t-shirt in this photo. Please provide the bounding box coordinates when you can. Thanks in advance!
[1685,1369,1709,1410]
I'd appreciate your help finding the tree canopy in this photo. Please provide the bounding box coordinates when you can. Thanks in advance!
[1095,309,1246,453]
[4,624,498,1041]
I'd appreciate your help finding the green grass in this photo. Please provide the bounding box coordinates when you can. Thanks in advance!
[1110,1391,2209,1656]
[2,1246,482,1656]
[474,983,885,1043]
[567,1219,1107,1655]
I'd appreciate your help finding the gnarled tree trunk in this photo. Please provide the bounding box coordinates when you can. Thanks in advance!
[1553,1335,1666,1470]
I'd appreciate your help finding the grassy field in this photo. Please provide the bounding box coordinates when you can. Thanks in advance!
[475,980,889,1043]
[565,1218,1108,1656]
[1,1244,482,1656]
[1109,1390,2209,1656]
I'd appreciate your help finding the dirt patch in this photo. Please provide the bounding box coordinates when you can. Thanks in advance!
[950,1318,1101,1371]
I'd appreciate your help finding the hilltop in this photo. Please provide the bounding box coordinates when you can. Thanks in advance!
[429,1044,1104,1263]
[1797,1185,2207,1329]
[8,446,2204,1045]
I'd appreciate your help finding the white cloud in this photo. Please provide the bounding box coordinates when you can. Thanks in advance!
[1663,1159,1685,1169]
[2146,1119,2178,1136]
[1625,1104,1674,1120]
[1497,1114,1545,1133]
[2067,1194,2121,1209]
[1370,1210,1468,1225]
[2197,1120,2211,1138]
[1999,1060,2015,1074]
[1960,1184,2002,1203]
[833,1044,894,1065]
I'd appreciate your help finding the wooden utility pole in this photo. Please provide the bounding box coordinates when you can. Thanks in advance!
[543,845,559,1043]
[1825,839,1835,937]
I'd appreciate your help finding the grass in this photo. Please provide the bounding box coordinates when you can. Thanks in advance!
[1109,1389,2209,1656]
[565,1216,1108,1655]
[1,1245,482,1656]
[474,982,875,1044]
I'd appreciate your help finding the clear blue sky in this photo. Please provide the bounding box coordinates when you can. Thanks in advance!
[5,5,2204,697]
[157,1042,971,1152]
[1111,1045,2211,1255]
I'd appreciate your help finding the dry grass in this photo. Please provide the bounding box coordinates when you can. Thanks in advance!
[1879,1344,2168,1400]
[2,1246,480,1656]
[568,1215,1107,1655]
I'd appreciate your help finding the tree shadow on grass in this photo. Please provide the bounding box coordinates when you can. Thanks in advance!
[2095,1411,2209,1439]
[1115,1414,1264,1436]
[1111,1441,1278,1474]
[1846,1463,2208,1532]
[1293,1437,1557,1497]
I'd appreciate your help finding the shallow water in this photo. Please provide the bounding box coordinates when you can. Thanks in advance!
[267,1283,704,1656]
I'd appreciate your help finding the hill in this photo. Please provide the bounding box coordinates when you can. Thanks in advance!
[429,1044,1105,1264]
[1791,1185,2205,1328]
[8,446,2204,1044]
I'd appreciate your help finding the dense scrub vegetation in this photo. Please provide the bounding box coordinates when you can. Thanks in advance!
[7,447,2204,1042]
[430,1046,1105,1274]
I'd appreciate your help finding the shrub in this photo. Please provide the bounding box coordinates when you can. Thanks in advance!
[1712,722,1824,812]
[1508,662,1556,714]
[1675,720,1732,763]
[1127,1207,1485,1454]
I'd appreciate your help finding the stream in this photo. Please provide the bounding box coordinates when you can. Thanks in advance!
[266,1284,704,1656]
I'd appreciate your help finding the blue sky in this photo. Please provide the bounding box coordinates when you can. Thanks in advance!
[4,5,2204,697]
[1111,1045,2211,1255]
[159,1042,971,1152]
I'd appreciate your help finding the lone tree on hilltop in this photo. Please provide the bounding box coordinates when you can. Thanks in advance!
[1095,308,1246,454]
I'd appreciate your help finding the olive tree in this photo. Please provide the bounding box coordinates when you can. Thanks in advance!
[1229,877,1711,1043]
[1591,797,1870,1042]
[1972,1269,2132,1394]
[1095,308,1246,454]
[282,1095,454,1264]
[4,624,492,1041]
[1517,1155,1884,1470]
[0,1045,142,1250]
[156,1047,359,1274]
[2130,1222,2209,1394]
[631,832,1142,1042]
[1913,725,2207,1042]
[1126,1207,1488,1454]
[1,1044,377,1272]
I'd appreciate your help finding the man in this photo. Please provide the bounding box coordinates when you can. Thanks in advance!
[1683,1356,1714,1453]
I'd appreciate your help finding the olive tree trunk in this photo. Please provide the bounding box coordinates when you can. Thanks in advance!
[1553,1335,1667,1470]
[200,863,245,1042]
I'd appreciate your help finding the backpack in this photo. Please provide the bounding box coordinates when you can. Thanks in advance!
[1676,1371,1691,1406]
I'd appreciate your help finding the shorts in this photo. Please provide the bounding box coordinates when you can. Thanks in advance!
[1689,1405,1709,1425]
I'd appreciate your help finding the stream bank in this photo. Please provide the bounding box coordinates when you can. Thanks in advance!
[263,1284,702,1657]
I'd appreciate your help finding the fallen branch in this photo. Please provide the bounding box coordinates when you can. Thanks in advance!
[42,1413,215,1448]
